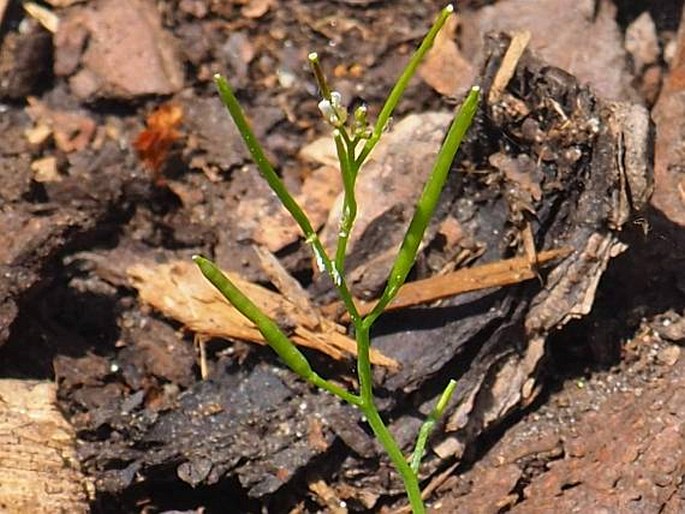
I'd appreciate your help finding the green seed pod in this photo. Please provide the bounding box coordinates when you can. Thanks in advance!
[192,255,314,379]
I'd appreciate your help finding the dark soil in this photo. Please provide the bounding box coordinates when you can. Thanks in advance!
[2,1,685,513]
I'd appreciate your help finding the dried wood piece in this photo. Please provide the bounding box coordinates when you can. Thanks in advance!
[461,0,635,100]
[127,260,398,368]
[0,379,93,513]
[436,349,685,513]
[254,245,322,326]
[23,2,60,33]
[487,30,531,104]
[652,5,685,225]
[325,247,570,319]
[308,478,348,514]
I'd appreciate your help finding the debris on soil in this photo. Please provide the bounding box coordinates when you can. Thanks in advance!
[61,31,653,512]
[25,96,96,152]
[460,0,636,101]
[650,310,685,344]
[133,102,184,181]
[432,329,685,514]
[326,31,653,508]
[418,15,475,97]
[326,248,571,319]
[241,163,343,253]
[54,0,184,100]
[2,1,684,513]
[625,11,660,74]
[127,259,397,367]
[0,19,53,99]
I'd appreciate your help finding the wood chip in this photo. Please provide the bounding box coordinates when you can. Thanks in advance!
[308,478,348,514]
[418,15,475,97]
[0,379,93,513]
[325,247,571,319]
[488,30,531,104]
[127,260,398,369]
[253,245,322,327]
[30,156,61,182]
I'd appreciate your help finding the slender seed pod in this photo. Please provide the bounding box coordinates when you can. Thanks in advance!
[365,85,481,327]
[192,255,314,379]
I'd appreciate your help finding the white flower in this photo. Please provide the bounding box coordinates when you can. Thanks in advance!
[318,99,339,125]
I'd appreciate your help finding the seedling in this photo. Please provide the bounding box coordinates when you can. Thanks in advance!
[193,5,479,512]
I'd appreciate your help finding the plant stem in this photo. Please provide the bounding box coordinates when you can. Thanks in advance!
[410,379,457,473]
[309,372,362,407]
[194,255,362,407]
[205,8,478,513]
[333,131,358,272]
[355,324,425,513]
[363,405,425,513]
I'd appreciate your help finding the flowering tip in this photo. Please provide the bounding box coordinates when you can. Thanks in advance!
[308,52,318,62]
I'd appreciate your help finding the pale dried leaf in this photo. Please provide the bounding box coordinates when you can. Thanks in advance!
[253,245,321,326]
[127,260,398,368]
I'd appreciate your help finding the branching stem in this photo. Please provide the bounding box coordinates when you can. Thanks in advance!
[199,6,478,513]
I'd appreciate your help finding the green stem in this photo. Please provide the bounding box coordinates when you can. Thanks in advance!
[214,75,314,240]
[207,8,477,513]
[333,131,358,272]
[193,255,361,407]
[356,324,424,513]
[364,407,425,513]
[410,379,457,473]
[309,372,362,407]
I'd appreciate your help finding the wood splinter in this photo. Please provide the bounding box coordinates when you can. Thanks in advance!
[325,247,572,320]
